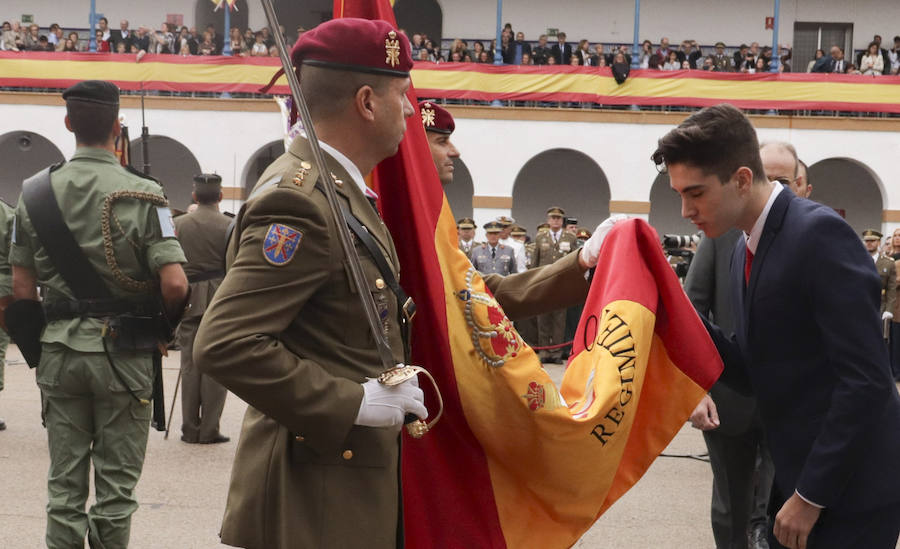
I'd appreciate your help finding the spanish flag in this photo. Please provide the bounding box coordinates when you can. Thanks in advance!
[334,2,723,546]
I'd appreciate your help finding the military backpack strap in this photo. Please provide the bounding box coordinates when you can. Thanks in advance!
[21,164,113,300]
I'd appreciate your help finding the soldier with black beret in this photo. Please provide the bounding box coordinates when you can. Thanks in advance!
[9,79,188,548]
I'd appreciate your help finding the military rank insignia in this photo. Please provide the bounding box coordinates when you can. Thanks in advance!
[263,223,302,266]
[421,103,436,127]
[385,30,400,67]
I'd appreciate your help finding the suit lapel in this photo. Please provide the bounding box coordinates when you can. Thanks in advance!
[746,189,792,305]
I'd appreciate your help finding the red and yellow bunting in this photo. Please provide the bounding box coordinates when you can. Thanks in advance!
[2,51,898,112]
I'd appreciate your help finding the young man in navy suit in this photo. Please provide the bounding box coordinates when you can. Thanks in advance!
[654,103,900,549]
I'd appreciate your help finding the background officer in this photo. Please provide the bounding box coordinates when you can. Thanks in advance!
[862,229,897,316]
[419,100,459,186]
[532,206,578,362]
[9,80,188,549]
[174,174,232,444]
[457,217,478,257]
[471,221,517,276]
[496,215,527,273]
[0,199,12,431]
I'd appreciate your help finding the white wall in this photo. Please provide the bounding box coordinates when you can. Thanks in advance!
[2,100,898,226]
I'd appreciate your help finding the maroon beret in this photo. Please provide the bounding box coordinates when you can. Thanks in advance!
[418,101,455,134]
[291,18,412,77]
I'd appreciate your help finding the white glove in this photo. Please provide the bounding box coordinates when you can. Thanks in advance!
[580,214,628,268]
[882,311,893,321]
[355,374,427,428]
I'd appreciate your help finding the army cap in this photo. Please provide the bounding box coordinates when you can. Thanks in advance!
[62,80,120,106]
[193,173,222,189]
[483,221,503,233]
[292,18,412,77]
[546,206,565,217]
[576,227,592,240]
[419,101,455,134]
[536,222,550,232]
[510,224,527,237]
[494,215,515,227]
[565,216,578,225]
[457,217,476,229]
[862,229,883,241]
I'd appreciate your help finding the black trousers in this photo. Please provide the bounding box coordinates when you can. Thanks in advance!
[703,426,774,549]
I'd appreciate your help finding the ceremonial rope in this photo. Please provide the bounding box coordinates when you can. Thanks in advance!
[101,190,168,293]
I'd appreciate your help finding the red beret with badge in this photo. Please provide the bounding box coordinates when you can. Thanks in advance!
[261,18,412,95]
[418,101,455,134]
[292,18,412,77]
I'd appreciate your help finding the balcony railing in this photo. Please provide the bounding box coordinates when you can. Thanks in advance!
[2,52,898,117]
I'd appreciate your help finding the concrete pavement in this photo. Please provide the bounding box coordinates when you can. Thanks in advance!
[0,345,840,548]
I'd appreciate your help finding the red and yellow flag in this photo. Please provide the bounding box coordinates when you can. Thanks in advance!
[336,2,722,546]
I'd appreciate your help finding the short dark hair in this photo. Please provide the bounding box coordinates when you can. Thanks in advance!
[100,17,108,24]
[651,103,766,184]
[299,65,391,121]
[66,101,118,146]
[194,187,221,204]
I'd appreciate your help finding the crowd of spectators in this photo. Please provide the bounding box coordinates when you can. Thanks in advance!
[0,17,303,58]
[407,23,900,77]
[4,16,900,78]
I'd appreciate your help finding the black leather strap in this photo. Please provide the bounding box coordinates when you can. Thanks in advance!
[22,164,113,300]
[338,201,416,320]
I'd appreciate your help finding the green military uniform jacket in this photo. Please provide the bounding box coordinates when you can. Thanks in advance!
[174,205,232,320]
[532,228,577,268]
[874,253,897,315]
[10,148,185,352]
[0,201,13,297]
[194,136,406,549]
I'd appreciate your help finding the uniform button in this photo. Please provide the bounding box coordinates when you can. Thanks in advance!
[300,161,312,170]
[375,278,386,290]
[342,450,353,460]
[295,435,305,442]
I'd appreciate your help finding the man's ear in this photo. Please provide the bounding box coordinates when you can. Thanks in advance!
[64,114,74,133]
[112,116,122,137]
[735,166,754,193]
[353,84,377,122]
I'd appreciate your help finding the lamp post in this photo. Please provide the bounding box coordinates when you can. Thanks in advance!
[631,0,641,70]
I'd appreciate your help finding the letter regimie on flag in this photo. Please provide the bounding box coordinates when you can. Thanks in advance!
[334,2,723,547]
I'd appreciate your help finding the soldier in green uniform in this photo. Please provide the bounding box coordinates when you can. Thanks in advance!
[457,217,478,258]
[175,174,232,444]
[8,80,188,549]
[862,229,898,316]
[532,206,578,362]
[0,200,12,431]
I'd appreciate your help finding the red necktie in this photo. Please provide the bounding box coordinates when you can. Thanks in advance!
[744,247,754,286]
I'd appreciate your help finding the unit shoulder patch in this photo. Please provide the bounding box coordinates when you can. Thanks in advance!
[263,223,303,266]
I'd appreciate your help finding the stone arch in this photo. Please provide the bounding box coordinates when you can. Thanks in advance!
[648,173,697,237]
[512,149,610,236]
[806,157,884,234]
[444,157,474,219]
[0,131,65,205]
[393,0,443,47]
[129,135,202,212]
[193,0,248,40]
[242,140,285,198]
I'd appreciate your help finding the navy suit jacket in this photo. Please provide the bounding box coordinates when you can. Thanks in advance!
[705,189,900,513]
